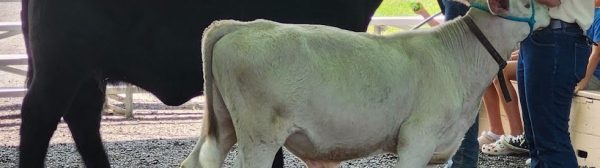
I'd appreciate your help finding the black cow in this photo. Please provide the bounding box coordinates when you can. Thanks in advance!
[18,0,382,167]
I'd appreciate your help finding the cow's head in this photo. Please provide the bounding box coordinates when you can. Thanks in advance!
[456,0,551,32]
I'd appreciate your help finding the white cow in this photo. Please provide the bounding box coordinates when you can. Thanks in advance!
[182,0,551,167]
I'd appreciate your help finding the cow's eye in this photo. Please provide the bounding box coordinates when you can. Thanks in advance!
[524,4,531,8]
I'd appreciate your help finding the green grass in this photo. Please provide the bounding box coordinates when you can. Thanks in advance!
[368,0,441,34]
[374,0,441,16]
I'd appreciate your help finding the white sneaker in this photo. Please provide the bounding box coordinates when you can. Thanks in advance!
[525,158,531,166]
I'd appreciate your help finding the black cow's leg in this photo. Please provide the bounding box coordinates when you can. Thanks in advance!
[63,79,109,167]
[19,73,85,168]
[272,148,284,168]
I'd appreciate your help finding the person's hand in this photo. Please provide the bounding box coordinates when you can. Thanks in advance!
[411,2,423,12]
[510,50,519,61]
[536,0,561,7]
[411,2,429,16]
[576,78,590,93]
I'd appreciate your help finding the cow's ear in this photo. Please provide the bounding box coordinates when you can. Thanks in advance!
[488,0,509,15]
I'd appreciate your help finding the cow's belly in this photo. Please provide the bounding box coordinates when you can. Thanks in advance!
[283,126,397,161]
[273,80,409,160]
[282,103,402,161]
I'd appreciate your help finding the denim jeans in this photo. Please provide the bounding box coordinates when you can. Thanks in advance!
[440,0,469,21]
[518,24,591,168]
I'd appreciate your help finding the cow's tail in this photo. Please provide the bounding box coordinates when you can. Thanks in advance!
[201,20,245,137]
[181,20,246,168]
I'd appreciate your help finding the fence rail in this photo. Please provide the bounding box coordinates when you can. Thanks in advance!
[369,15,444,34]
[0,22,20,31]
[0,21,141,117]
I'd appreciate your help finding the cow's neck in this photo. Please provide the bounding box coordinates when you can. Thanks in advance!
[438,9,528,100]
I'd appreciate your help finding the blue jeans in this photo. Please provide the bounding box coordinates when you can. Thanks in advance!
[518,24,591,168]
[440,0,469,21]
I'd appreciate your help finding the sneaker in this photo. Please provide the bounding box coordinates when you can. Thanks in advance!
[501,134,529,153]
[525,158,531,166]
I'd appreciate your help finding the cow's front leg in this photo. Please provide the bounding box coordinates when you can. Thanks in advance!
[19,72,87,167]
[395,126,439,168]
[63,79,109,167]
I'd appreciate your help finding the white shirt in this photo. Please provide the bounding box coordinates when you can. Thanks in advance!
[548,0,595,32]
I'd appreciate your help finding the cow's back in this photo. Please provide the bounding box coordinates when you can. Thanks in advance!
[24,0,383,105]
[207,20,428,160]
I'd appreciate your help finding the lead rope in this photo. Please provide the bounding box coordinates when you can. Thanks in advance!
[464,16,512,102]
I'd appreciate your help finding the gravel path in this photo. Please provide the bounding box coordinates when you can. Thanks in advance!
[0,2,528,167]
[0,95,529,168]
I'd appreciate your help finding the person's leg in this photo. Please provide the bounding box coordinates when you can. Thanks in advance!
[483,85,505,136]
[437,0,446,15]
[518,42,538,166]
[520,27,587,167]
[442,0,469,21]
[494,61,523,136]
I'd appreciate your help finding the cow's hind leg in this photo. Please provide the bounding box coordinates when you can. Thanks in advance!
[62,79,109,167]
[19,72,86,167]
[234,130,288,168]
[181,85,236,168]
[231,107,290,168]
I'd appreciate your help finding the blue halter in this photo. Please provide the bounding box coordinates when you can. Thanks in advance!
[470,0,536,33]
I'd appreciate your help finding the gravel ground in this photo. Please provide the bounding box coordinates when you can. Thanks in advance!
[0,1,529,167]
[0,92,530,168]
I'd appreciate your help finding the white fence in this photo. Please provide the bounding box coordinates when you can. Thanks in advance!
[0,22,137,117]
[0,22,26,98]
[369,14,444,34]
